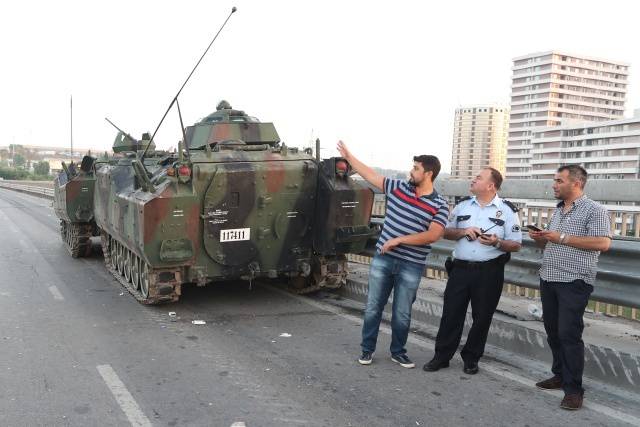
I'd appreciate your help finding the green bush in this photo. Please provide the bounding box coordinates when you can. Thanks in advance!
[13,154,26,168]
[0,167,30,180]
[0,167,52,181]
[33,161,50,176]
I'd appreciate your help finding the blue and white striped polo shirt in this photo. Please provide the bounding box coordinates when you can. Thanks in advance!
[376,178,449,265]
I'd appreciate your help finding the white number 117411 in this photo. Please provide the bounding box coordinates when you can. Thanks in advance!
[220,228,250,242]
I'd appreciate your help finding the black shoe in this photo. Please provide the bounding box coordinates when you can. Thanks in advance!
[422,358,450,372]
[560,393,583,410]
[358,351,373,365]
[391,354,415,369]
[536,376,563,390]
[463,360,479,375]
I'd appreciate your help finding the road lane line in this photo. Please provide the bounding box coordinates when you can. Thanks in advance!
[266,285,640,427]
[47,285,64,301]
[97,364,152,427]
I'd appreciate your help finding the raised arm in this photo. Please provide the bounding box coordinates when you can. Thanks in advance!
[336,140,384,192]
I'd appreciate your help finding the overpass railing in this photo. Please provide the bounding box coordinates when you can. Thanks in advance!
[0,181,55,198]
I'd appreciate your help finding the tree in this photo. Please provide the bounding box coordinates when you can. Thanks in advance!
[0,167,30,180]
[13,154,26,168]
[34,161,50,176]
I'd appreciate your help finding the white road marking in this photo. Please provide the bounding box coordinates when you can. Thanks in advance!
[230,422,246,427]
[48,285,64,301]
[97,364,152,427]
[267,285,640,427]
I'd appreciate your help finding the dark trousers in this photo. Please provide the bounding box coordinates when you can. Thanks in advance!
[540,279,593,395]
[434,258,505,363]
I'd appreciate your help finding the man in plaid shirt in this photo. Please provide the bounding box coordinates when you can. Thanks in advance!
[528,165,611,411]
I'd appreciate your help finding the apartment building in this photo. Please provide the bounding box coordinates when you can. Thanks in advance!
[507,51,629,178]
[530,110,640,180]
[451,105,509,180]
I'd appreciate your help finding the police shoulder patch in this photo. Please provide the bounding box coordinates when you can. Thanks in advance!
[502,199,519,213]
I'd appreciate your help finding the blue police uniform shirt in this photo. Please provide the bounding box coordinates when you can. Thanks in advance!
[450,194,522,262]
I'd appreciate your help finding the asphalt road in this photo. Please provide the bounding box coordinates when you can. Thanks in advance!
[0,188,637,427]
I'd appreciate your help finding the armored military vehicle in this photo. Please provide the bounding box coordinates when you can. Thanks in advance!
[54,101,375,304]
[54,156,98,257]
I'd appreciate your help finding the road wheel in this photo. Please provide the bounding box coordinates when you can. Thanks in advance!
[140,261,150,299]
[124,249,132,283]
[109,237,118,270]
[117,243,125,276]
[131,255,141,291]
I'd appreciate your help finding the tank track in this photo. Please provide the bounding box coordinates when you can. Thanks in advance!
[100,231,181,305]
[60,220,93,258]
[288,255,347,294]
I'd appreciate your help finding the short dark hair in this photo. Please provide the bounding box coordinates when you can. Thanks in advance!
[484,167,503,190]
[558,164,588,188]
[413,155,441,182]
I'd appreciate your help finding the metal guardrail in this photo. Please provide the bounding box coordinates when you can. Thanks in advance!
[0,181,55,198]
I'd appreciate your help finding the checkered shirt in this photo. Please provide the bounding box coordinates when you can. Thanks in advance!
[540,195,611,285]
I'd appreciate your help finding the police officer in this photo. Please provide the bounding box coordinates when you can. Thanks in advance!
[423,167,522,375]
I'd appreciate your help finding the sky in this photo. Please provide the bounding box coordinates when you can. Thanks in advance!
[1,0,639,173]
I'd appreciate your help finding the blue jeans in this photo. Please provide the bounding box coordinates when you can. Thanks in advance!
[361,253,424,356]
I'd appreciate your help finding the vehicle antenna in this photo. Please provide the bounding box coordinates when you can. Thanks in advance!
[176,98,190,160]
[140,6,237,162]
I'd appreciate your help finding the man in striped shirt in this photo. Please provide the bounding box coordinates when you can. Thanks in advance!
[337,141,449,368]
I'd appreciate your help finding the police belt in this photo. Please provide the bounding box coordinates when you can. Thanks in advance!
[450,253,510,269]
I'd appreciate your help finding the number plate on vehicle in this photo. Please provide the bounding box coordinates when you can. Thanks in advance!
[220,228,250,242]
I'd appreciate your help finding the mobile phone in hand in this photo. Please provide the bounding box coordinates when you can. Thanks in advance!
[465,230,482,241]
[526,224,542,232]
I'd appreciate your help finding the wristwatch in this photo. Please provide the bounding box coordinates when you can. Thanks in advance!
[559,233,567,244]
[494,239,502,249]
